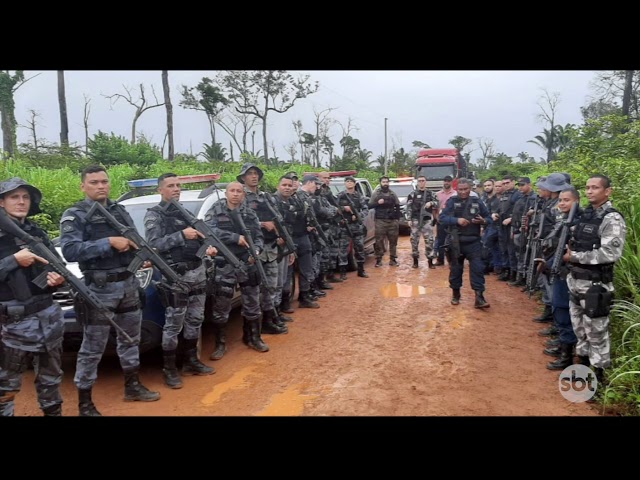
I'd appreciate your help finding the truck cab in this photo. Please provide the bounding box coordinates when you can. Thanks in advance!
[414,148,468,191]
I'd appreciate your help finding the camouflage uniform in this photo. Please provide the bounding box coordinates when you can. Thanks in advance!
[337,190,369,274]
[406,187,437,262]
[60,197,159,415]
[204,199,268,357]
[567,201,626,370]
[320,185,343,280]
[0,178,64,416]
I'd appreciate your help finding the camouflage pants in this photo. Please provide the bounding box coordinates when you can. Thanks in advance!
[74,275,142,390]
[410,218,435,259]
[162,264,207,351]
[567,275,612,369]
[336,225,352,267]
[0,302,64,416]
[374,219,399,259]
[276,255,290,302]
[326,224,342,269]
[312,250,322,278]
[211,263,260,324]
[259,256,279,312]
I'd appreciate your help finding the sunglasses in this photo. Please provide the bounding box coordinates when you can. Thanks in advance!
[517,182,527,186]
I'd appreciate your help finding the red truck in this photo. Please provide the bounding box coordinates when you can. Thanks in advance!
[414,148,470,191]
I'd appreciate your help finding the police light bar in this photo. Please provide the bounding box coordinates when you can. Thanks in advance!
[127,173,221,188]
[329,170,357,177]
[389,177,414,183]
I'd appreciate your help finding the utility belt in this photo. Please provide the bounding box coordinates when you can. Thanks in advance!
[0,297,54,324]
[170,260,202,275]
[569,264,614,283]
[570,285,613,318]
[84,270,134,286]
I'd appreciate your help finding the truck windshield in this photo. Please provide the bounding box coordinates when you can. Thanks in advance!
[416,165,455,180]
[124,200,204,239]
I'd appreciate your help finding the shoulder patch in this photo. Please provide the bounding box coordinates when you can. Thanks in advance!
[62,224,75,233]
[60,216,75,223]
[611,238,622,248]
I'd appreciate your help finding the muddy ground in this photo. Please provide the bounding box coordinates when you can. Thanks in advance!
[13,236,597,416]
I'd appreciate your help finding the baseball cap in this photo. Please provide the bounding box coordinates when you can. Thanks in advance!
[443,175,453,182]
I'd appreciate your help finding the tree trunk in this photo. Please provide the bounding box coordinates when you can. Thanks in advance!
[229,141,234,162]
[207,115,216,146]
[622,70,634,121]
[1,105,16,157]
[161,70,174,160]
[262,112,268,164]
[57,71,69,147]
[131,111,140,144]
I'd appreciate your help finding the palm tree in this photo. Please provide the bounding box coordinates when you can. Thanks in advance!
[528,128,557,163]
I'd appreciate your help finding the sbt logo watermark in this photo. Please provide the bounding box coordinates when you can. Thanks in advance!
[558,364,597,403]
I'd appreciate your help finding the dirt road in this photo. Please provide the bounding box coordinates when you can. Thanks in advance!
[13,236,596,416]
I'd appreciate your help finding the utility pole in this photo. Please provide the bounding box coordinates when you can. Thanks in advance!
[384,117,388,175]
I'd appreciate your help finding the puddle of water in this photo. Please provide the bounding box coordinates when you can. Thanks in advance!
[256,385,319,416]
[201,365,257,406]
[380,283,427,298]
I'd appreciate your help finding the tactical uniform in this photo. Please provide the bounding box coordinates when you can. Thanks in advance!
[0,178,64,416]
[314,187,342,283]
[204,199,269,358]
[406,187,437,268]
[496,187,521,281]
[337,189,369,276]
[509,192,537,286]
[481,192,502,273]
[320,184,344,282]
[60,197,159,416]
[567,201,626,376]
[144,200,214,389]
[440,194,492,307]
[369,187,400,266]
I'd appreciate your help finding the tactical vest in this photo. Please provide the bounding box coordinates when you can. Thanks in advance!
[373,190,398,220]
[571,206,620,256]
[409,189,434,219]
[289,194,309,236]
[452,197,482,238]
[210,204,253,258]
[148,204,201,263]
[275,196,300,233]
[245,191,278,242]
[540,197,560,238]
[338,192,362,224]
[0,221,51,301]
[498,189,515,218]
[74,200,135,271]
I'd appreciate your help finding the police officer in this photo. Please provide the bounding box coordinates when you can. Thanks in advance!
[237,163,288,335]
[144,173,216,389]
[0,178,65,416]
[204,181,269,360]
[564,175,626,383]
[337,177,369,278]
[317,172,344,284]
[406,175,438,269]
[508,177,537,287]
[60,165,160,416]
[369,176,401,267]
[496,175,522,281]
[440,178,492,308]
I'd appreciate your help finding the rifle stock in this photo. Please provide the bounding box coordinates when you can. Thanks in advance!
[263,192,297,259]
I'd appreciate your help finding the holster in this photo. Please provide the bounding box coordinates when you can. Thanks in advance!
[72,292,90,326]
[239,264,261,287]
[584,284,613,318]
[155,281,189,309]
[214,278,236,298]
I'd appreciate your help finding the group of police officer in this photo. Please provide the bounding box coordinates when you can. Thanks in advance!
[0,163,376,416]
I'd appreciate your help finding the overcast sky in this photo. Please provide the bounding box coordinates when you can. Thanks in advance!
[15,70,597,165]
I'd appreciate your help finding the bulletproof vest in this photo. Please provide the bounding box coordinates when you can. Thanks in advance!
[498,189,515,217]
[148,204,201,263]
[373,190,397,220]
[338,191,362,223]
[571,205,620,255]
[512,194,535,230]
[540,197,560,238]
[210,204,253,258]
[0,221,51,301]
[452,197,482,237]
[74,200,135,271]
[245,191,278,242]
[274,195,300,233]
[289,194,309,236]
[409,189,434,219]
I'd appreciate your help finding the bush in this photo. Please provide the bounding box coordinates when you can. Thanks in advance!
[87,131,163,168]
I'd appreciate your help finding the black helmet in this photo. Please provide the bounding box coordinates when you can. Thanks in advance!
[237,163,264,183]
[0,177,43,216]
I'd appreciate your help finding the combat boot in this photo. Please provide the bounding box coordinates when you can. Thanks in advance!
[42,404,62,416]
[340,266,348,280]
[474,291,490,309]
[261,309,288,334]
[533,305,553,323]
[299,291,320,309]
[357,262,369,278]
[162,349,183,389]
[508,273,526,287]
[246,317,269,352]
[545,338,561,348]
[577,355,590,367]
[412,257,419,269]
[543,345,561,357]
[498,269,510,281]
[375,258,383,268]
[538,325,558,337]
[317,275,334,290]
[311,281,327,297]
[594,367,605,384]
[427,257,435,269]
[280,292,294,313]
[326,270,343,283]
[78,388,101,417]
[182,339,215,376]
[389,257,399,267]
[547,343,574,370]
[123,369,161,402]
[275,306,293,323]
[209,324,227,360]
[451,289,461,305]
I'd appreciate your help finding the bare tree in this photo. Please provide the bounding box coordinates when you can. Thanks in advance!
[312,106,337,167]
[293,120,304,163]
[215,110,260,160]
[0,71,40,157]
[285,142,298,163]
[83,94,91,155]
[20,109,42,150]
[622,70,634,121]
[161,71,175,160]
[103,83,165,144]
[476,137,495,171]
[535,88,561,163]
[57,71,69,147]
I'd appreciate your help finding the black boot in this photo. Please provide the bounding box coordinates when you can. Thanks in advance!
[78,388,101,417]
[538,325,559,337]
[317,275,334,290]
[389,256,399,266]
[311,281,327,297]
[162,349,183,389]
[357,262,369,278]
[577,355,590,367]
[326,270,343,283]
[209,324,227,360]
[280,292,294,314]
[498,269,510,281]
[42,404,62,416]
[261,309,288,334]
[124,370,161,402]
[545,338,561,348]
[246,317,269,352]
[451,289,461,305]
[508,273,526,287]
[340,266,348,280]
[547,343,574,370]
[543,345,561,357]
[594,367,605,384]
[533,305,553,323]
[412,257,419,269]
[275,306,293,323]
[182,339,215,376]
[427,257,435,269]
[375,258,382,268]
[299,290,320,309]
[474,291,490,309]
